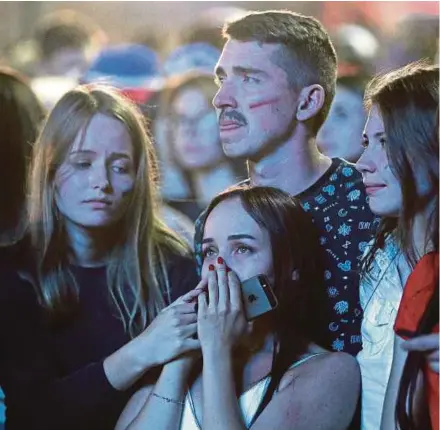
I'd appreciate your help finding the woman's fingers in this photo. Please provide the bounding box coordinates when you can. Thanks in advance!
[169,303,197,315]
[170,279,208,306]
[216,258,230,309]
[207,267,219,309]
[181,338,201,353]
[228,271,243,310]
[195,278,208,290]
[178,312,198,325]
[179,322,198,338]
[427,350,440,373]
[402,333,439,374]
[402,333,439,352]
[197,291,208,316]
[179,287,205,304]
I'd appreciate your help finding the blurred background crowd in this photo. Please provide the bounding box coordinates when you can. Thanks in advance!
[0,2,438,425]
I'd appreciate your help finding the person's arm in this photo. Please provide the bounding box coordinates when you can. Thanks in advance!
[105,253,201,390]
[115,280,206,429]
[103,298,199,390]
[202,347,246,430]
[402,333,439,373]
[0,270,203,429]
[116,358,196,430]
[202,345,361,430]
[251,353,360,430]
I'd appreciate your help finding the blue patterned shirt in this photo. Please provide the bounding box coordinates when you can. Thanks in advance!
[193,158,379,356]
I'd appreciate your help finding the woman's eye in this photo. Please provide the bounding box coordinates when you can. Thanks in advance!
[73,161,91,169]
[379,138,387,147]
[203,248,216,258]
[236,245,251,254]
[112,164,129,174]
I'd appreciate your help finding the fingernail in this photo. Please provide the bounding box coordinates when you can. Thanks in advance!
[226,267,231,273]
[209,264,215,271]
[217,256,224,264]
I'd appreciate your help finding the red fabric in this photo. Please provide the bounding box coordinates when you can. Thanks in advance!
[394,252,439,430]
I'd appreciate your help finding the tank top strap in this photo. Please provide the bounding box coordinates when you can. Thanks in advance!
[288,352,328,370]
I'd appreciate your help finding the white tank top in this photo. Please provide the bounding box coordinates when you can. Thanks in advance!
[180,352,326,430]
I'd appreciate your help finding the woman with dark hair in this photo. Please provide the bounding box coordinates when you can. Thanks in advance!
[0,67,45,245]
[116,185,360,430]
[356,61,438,430]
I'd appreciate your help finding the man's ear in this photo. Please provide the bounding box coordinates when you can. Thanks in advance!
[295,84,325,122]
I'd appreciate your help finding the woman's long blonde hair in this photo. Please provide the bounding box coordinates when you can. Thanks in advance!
[28,85,191,337]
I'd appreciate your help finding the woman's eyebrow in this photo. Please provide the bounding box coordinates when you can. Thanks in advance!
[202,234,256,244]
[228,234,256,241]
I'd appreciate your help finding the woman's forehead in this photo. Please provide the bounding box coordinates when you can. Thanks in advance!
[203,198,266,240]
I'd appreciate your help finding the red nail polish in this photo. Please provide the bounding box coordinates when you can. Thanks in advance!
[209,264,215,271]
[217,256,224,264]
[226,267,231,273]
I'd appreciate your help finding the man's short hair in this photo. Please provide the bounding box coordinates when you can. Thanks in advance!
[223,10,338,133]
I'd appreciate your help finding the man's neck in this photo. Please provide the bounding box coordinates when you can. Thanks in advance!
[248,136,332,197]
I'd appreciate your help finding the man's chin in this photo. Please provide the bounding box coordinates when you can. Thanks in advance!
[221,139,250,159]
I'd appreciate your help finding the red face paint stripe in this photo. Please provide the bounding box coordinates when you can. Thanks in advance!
[249,98,280,109]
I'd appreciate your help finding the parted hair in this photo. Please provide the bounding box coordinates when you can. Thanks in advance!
[28,84,191,337]
[199,185,329,423]
[223,10,338,133]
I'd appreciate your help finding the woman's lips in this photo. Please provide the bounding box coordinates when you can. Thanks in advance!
[365,184,386,195]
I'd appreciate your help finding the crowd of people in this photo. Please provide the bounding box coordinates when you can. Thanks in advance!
[0,5,438,430]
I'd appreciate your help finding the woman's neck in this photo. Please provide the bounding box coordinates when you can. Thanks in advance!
[192,163,238,207]
[65,221,112,267]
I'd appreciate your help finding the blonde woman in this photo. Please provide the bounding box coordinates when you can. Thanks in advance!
[0,85,201,430]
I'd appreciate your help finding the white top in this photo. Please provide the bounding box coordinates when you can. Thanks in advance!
[357,236,411,430]
[180,353,326,430]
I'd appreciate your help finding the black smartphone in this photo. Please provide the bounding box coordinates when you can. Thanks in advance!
[241,274,278,321]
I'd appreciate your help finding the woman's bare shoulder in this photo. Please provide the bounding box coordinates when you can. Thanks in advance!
[280,352,360,390]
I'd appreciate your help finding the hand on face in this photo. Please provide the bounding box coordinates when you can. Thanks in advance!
[197,257,248,354]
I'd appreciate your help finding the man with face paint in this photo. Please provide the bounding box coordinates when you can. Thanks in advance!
[193,10,378,359]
